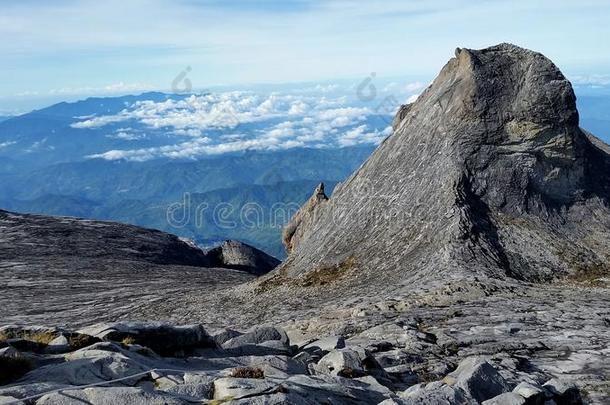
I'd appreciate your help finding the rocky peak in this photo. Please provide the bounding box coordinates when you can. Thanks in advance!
[276,44,610,289]
[282,182,328,254]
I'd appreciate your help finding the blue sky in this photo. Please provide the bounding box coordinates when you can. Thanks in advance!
[2,0,610,113]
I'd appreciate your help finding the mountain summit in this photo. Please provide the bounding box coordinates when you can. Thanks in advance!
[275,43,610,292]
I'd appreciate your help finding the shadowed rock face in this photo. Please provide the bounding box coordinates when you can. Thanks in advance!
[278,43,610,287]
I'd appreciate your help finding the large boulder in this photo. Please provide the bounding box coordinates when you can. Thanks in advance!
[222,326,289,349]
[542,379,582,404]
[19,342,153,387]
[206,240,280,275]
[445,357,510,402]
[512,381,545,405]
[77,322,215,355]
[315,348,365,378]
[400,382,470,404]
[270,43,610,296]
[482,392,527,405]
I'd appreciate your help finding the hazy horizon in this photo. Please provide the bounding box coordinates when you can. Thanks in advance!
[3,0,610,113]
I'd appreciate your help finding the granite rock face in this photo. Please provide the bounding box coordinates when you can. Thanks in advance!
[276,43,610,291]
[206,240,280,275]
[0,211,273,326]
[282,182,328,254]
[0,209,211,267]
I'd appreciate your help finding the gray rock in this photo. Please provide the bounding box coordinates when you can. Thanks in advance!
[282,182,328,254]
[77,321,215,355]
[16,342,152,387]
[0,397,24,405]
[513,381,545,404]
[378,399,406,405]
[45,335,70,354]
[302,335,346,352]
[222,326,289,349]
[483,392,527,405]
[316,348,364,377]
[271,42,610,296]
[163,382,213,401]
[0,210,211,268]
[447,357,510,402]
[206,240,280,275]
[400,382,470,405]
[211,328,242,346]
[36,387,184,404]
[213,377,276,400]
[542,379,582,404]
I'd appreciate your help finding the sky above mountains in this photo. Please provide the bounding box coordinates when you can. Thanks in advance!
[2,0,610,113]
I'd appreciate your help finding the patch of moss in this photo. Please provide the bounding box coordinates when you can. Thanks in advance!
[230,366,265,379]
[0,330,57,346]
[301,256,358,287]
[560,251,608,286]
[121,336,137,346]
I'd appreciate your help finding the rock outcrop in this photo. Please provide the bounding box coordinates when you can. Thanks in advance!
[0,210,275,326]
[0,209,211,267]
[282,182,328,254]
[277,43,610,290]
[206,240,280,275]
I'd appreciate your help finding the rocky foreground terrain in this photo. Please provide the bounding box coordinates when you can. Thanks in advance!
[1,44,609,404]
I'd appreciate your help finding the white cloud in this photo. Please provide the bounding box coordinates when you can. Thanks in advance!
[107,128,146,140]
[0,141,16,149]
[406,94,420,103]
[50,82,153,96]
[337,125,390,147]
[72,114,130,128]
[84,90,392,161]
[571,74,610,87]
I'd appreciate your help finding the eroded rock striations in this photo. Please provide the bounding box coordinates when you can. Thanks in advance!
[0,209,211,267]
[0,210,275,326]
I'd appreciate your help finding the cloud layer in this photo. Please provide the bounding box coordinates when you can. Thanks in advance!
[79,84,420,161]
